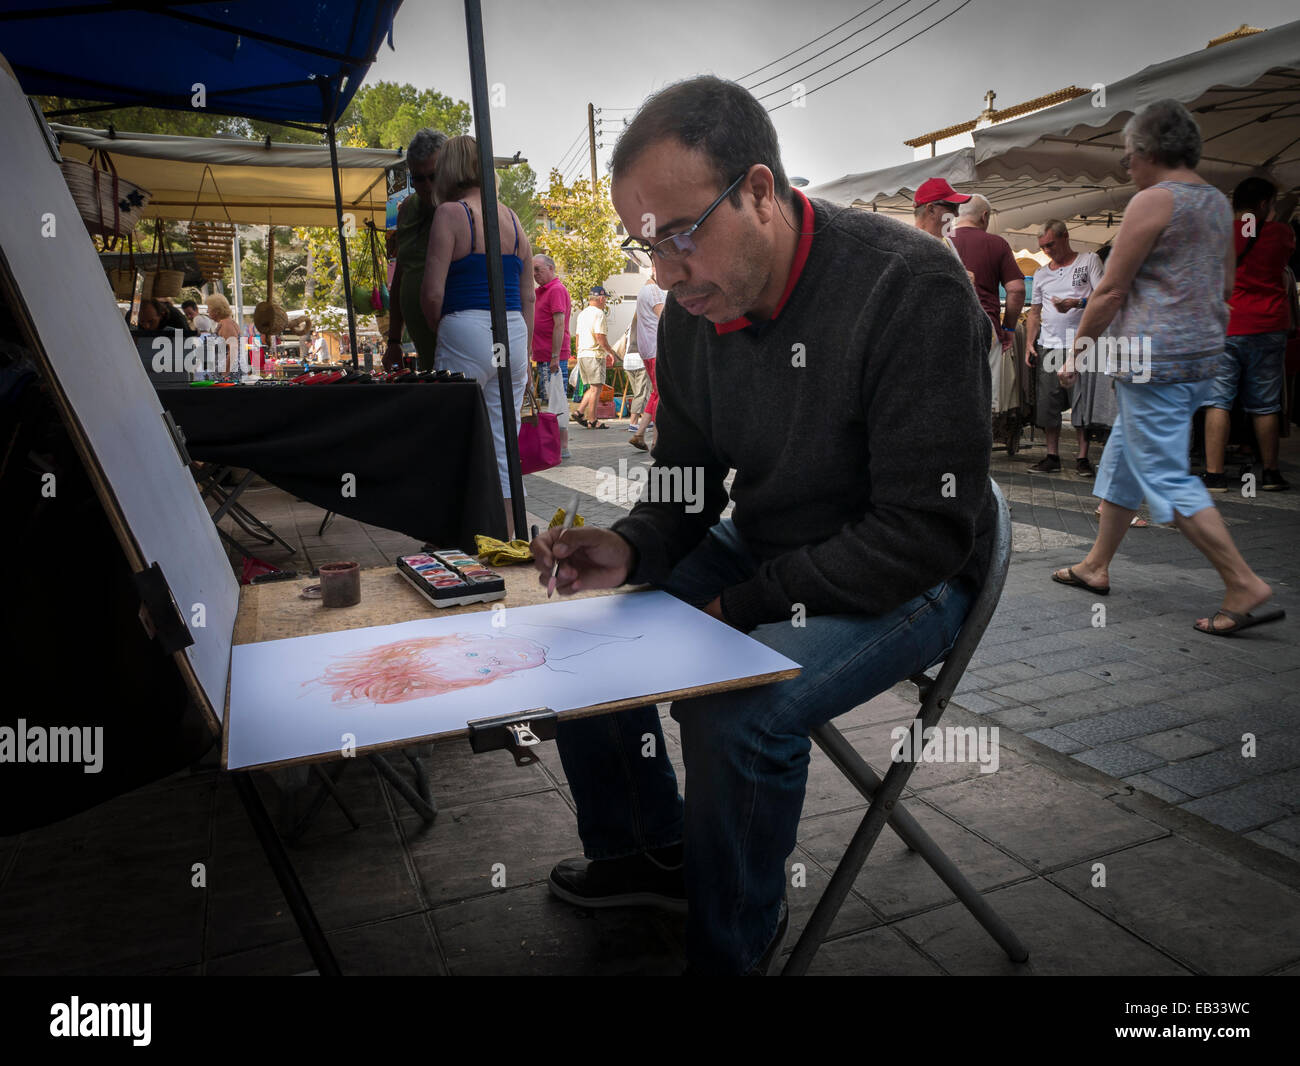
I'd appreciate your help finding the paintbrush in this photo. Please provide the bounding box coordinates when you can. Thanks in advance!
[547,494,579,598]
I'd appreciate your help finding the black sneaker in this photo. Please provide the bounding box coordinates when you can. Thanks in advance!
[1201,472,1229,492]
[1029,454,1061,473]
[548,843,687,913]
[1075,457,1096,478]
[1261,469,1291,492]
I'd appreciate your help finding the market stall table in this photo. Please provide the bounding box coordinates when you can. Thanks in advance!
[157,382,507,547]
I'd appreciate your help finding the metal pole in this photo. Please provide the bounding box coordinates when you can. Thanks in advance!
[588,102,598,187]
[465,0,526,537]
[327,122,360,369]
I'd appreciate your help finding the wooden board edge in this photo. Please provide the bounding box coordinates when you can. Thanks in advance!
[221,666,803,773]
[0,246,225,742]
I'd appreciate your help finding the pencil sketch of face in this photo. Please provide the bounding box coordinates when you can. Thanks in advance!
[312,632,546,705]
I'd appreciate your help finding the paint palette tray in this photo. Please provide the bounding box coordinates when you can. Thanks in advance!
[396,551,506,608]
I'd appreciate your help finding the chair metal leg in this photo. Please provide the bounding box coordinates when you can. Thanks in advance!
[783,754,914,976]
[233,771,341,976]
[811,724,1028,964]
[370,753,437,822]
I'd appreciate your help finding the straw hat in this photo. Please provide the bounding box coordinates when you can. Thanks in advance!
[286,315,313,335]
[253,300,289,335]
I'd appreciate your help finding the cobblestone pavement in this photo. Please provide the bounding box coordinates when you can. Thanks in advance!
[520,415,1300,859]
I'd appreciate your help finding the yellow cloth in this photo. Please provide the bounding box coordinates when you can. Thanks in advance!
[473,535,532,565]
[473,508,583,565]
[548,508,585,530]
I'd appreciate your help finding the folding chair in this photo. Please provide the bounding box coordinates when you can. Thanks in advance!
[782,479,1028,974]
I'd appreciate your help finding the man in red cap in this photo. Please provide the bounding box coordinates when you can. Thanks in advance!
[914,178,976,285]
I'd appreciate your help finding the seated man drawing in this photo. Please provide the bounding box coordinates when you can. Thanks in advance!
[530,76,996,976]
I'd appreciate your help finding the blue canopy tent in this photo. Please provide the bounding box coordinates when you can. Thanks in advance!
[1,0,399,129]
[1,0,534,973]
[1,0,404,366]
[2,0,530,578]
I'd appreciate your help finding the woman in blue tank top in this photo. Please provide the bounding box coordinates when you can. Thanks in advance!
[420,136,535,539]
[1050,100,1282,638]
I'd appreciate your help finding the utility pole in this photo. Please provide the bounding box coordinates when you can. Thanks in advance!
[587,102,598,187]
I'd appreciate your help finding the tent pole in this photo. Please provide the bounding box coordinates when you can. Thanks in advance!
[328,122,360,369]
[465,0,526,539]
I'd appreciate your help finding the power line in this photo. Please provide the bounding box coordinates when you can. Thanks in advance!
[737,0,892,85]
[766,0,973,111]
[553,125,588,175]
[755,0,941,100]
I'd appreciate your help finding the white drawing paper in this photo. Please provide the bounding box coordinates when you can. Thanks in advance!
[227,590,800,769]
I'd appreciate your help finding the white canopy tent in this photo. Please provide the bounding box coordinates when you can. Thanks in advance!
[53,123,402,228]
[809,18,1300,250]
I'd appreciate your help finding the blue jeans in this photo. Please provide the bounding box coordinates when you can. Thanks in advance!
[1204,332,1286,414]
[556,519,975,974]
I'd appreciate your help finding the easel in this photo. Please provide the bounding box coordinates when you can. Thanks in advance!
[227,566,797,974]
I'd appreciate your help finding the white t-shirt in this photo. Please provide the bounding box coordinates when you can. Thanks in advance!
[1032,252,1103,348]
[191,313,216,333]
[633,281,667,364]
[576,304,606,357]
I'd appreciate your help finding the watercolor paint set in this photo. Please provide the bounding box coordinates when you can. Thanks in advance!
[396,550,507,608]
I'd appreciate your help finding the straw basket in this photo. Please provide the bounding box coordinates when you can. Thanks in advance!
[374,311,390,336]
[187,219,236,282]
[253,300,289,336]
[152,268,184,299]
[60,152,149,244]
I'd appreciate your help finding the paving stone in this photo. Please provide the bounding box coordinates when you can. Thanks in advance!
[952,692,1005,716]
[1049,835,1300,974]
[1147,750,1263,797]
[795,924,945,976]
[1258,813,1300,845]
[434,882,682,976]
[1079,659,1163,683]
[920,762,1166,871]
[1122,773,1193,805]
[1213,769,1300,814]
[206,913,446,976]
[1073,742,1167,778]
[798,802,1032,918]
[1057,705,1189,746]
[1245,831,1300,864]
[1131,728,1220,762]
[783,845,882,942]
[1178,791,1290,834]
[1024,727,1087,754]
[404,791,582,906]
[206,818,423,960]
[969,660,1043,686]
[895,878,1188,976]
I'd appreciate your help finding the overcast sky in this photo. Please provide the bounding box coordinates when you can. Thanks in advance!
[366,1,1298,188]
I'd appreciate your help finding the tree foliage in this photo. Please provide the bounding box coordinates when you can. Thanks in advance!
[338,81,471,149]
[498,162,540,245]
[535,170,626,313]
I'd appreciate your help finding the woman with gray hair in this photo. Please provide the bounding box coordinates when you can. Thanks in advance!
[1051,99,1282,636]
[385,127,448,370]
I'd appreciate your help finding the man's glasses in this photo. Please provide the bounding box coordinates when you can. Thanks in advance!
[410,169,436,184]
[622,168,750,263]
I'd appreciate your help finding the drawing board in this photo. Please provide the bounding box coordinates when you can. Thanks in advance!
[0,55,237,732]
[227,590,801,770]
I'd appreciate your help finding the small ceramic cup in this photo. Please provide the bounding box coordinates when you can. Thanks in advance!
[319,561,361,608]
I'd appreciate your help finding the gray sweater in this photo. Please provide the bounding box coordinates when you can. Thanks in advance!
[611,194,996,633]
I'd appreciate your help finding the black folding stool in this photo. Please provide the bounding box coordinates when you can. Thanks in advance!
[783,479,1028,974]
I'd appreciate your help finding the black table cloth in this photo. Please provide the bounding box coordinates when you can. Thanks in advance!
[157,383,507,545]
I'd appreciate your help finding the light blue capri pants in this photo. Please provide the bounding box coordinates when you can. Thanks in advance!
[1094,377,1216,525]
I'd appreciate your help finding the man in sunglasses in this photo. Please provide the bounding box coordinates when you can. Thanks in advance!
[531,76,996,975]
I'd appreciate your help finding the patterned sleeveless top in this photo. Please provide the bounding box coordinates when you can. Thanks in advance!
[1107,181,1232,384]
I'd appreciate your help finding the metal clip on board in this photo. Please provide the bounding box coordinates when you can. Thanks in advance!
[467,707,558,766]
